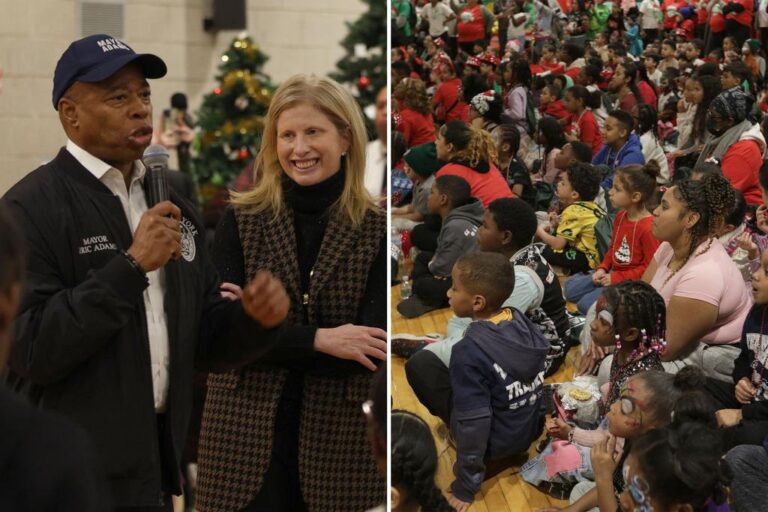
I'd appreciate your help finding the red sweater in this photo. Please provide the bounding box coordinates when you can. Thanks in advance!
[567,110,603,156]
[433,79,468,123]
[436,162,514,208]
[397,108,436,147]
[457,5,485,43]
[541,100,570,121]
[722,140,763,206]
[638,81,657,108]
[724,0,753,27]
[597,210,659,282]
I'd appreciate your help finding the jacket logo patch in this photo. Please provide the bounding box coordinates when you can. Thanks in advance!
[78,235,117,255]
[180,217,198,262]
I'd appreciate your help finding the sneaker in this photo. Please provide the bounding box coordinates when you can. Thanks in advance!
[391,333,444,359]
[396,295,441,318]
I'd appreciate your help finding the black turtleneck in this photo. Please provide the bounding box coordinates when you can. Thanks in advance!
[211,169,386,373]
[282,169,345,299]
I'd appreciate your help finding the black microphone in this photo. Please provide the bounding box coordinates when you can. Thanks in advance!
[142,144,170,208]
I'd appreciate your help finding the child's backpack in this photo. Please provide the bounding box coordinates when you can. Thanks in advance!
[594,210,615,261]
[525,89,538,135]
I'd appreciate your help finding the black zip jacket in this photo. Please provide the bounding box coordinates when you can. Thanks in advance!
[2,148,283,507]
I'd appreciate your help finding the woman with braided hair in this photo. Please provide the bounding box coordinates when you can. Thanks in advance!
[391,411,455,512]
[641,172,752,381]
[435,120,514,208]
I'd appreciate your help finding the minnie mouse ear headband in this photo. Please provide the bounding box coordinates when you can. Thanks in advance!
[466,56,482,68]
[470,90,496,115]
[477,52,500,67]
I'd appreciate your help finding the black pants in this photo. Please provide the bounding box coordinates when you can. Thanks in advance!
[406,350,453,426]
[411,216,441,253]
[704,377,768,451]
[459,39,485,56]
[242,374,307,512]
[642,28,658,46]
[115,415,175,512]
[542,245,591,274]
[411,251,452,308]
[726,21,751,48]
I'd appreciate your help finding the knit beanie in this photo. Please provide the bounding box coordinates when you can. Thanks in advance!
[404,142,442,177]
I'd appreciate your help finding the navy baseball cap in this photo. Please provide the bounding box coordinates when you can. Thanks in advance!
[52,34,167,110]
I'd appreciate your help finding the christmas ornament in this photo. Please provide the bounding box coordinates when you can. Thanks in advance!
[238,147,249,160]
[213,87,222,95]
[357,74,371,90]
[234,95,249,110]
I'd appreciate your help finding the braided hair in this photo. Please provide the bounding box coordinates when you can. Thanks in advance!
[391,411,455,512]
[672,173,734,270]
[439,121,497,170]
[628,418,730,511]
[602,280,666,347]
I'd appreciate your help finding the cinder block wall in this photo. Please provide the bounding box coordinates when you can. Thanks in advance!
[0,0,365,194]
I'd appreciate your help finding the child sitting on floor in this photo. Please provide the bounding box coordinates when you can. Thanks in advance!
[391,410,454,512]
[397,175,483,318]
[537,162,605,273]
[591,110,645,191]
[539,84,570,122]
[621,420,731,512]
[564,163,661,314]
[704,248,768,451]
[534,367,713,509]
[447,251,549,511]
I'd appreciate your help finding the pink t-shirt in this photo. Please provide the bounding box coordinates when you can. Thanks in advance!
[650,240,752,345]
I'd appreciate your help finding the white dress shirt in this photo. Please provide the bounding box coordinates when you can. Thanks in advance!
[364,139,387,199]
[67,140,170,412]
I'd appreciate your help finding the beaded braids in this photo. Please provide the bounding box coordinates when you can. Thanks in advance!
[673,173,735,269]
[440,120,498,170]
[391,411,454,512]
[602,280,666,351]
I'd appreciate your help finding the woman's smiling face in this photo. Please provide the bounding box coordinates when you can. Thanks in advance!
[276,103,349,186]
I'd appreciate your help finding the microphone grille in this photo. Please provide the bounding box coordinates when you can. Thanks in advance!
[143,144,170,167]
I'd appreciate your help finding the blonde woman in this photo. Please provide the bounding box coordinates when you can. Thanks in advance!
[196,75,387,511]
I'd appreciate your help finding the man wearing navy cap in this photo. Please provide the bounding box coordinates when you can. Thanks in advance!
[2,35,291,511]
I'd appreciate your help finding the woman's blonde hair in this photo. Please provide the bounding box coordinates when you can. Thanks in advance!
[231,74,376,226]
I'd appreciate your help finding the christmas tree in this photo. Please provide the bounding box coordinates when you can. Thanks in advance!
[193,34,275,202]
[330,0,386,123]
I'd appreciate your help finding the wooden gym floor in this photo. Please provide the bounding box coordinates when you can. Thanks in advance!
[391,284,580,511]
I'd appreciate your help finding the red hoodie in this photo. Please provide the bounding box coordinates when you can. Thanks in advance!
[540,100,570,121]
[597,210,660,282]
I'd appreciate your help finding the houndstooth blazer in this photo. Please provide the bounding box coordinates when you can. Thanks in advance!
[196,203,386,512]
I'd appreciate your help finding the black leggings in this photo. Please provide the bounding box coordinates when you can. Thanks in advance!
[542,245,591,274]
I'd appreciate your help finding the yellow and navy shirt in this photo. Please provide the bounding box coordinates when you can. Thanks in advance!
[555,201,603,269]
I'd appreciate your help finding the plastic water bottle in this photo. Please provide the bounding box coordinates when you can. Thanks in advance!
[400,275,412,300]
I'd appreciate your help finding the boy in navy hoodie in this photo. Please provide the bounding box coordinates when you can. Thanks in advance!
[447,252,549,510]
